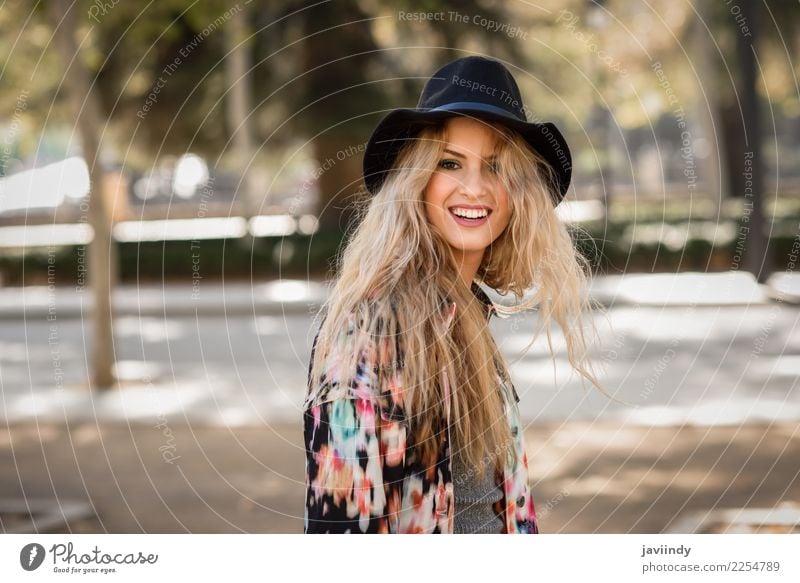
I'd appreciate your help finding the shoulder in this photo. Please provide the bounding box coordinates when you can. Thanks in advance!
[305,306,395,409]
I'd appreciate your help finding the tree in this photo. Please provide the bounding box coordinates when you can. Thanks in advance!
[224,4,260,219]
[48,0,117,389]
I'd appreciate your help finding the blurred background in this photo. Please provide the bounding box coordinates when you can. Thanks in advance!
[0,0,798,534]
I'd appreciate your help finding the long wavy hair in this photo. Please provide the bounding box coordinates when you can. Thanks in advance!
[308,116,612,480]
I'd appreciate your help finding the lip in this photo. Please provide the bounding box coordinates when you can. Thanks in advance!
[449,207,490,227]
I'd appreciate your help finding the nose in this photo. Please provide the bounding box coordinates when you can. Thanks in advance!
[461,165,491,198]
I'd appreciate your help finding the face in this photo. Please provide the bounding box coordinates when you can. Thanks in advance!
[423,116,511,271]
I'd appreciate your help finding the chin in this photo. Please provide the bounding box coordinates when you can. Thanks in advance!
[446,240,490,253]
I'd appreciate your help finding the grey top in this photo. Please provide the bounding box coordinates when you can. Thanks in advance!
[451,440,505,534]
[451,282,504,533]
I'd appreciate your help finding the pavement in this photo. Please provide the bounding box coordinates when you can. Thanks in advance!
[1,271,798,534]
[1,420,797,534]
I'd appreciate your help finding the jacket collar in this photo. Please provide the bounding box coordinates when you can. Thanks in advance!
[444,281,496,329]
[470,281,496,320]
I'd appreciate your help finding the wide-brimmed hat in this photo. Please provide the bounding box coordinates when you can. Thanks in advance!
[362,55,572,206]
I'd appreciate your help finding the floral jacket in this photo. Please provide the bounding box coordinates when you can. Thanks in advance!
[303,282,539,534]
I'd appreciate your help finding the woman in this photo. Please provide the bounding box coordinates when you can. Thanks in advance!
[303,56,609,534]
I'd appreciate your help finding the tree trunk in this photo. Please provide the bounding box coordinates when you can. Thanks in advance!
[224,6,260,219]
[312,133,364,237]
[49,0,117,390]
[299,1,377,237]
[692,3,727,216]
[737,0,766,282]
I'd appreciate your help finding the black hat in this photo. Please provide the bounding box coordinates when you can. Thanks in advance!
[362,56,572,206]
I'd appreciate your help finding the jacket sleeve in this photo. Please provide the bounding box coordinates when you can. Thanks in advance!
[303,314,406,534]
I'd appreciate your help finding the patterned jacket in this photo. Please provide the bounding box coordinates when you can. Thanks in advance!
[303,282,539,534]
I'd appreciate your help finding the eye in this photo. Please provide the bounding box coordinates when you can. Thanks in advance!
[438,159,460,170]
[487,160,500,174]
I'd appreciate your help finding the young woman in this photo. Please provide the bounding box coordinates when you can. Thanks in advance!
[303,56,608,534]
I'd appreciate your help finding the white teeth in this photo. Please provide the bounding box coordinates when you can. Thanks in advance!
[451,208,488,219]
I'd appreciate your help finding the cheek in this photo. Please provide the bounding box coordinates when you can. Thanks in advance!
[423,177,450,218]
[495,194,511,227]
[425,174,450,200]
[497,206,511,229]
[422,189,436,222]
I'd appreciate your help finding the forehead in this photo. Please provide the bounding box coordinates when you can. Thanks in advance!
[442,116,502,156]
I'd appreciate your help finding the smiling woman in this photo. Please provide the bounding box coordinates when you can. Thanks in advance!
[303,56,610,534]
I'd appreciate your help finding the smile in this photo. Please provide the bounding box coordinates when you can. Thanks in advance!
[450,206,490,219]
[449,207,491,227]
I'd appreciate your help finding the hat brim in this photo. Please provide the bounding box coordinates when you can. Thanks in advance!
[362,107,572,205]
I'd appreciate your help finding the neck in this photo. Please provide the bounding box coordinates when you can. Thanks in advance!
[452,249,484,288]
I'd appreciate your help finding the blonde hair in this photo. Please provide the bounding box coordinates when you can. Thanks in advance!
[307,117,612,480]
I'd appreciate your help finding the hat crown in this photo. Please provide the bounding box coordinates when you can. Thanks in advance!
[417,56,527,122]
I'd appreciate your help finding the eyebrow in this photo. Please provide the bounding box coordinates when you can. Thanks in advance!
[443,148,497,161]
